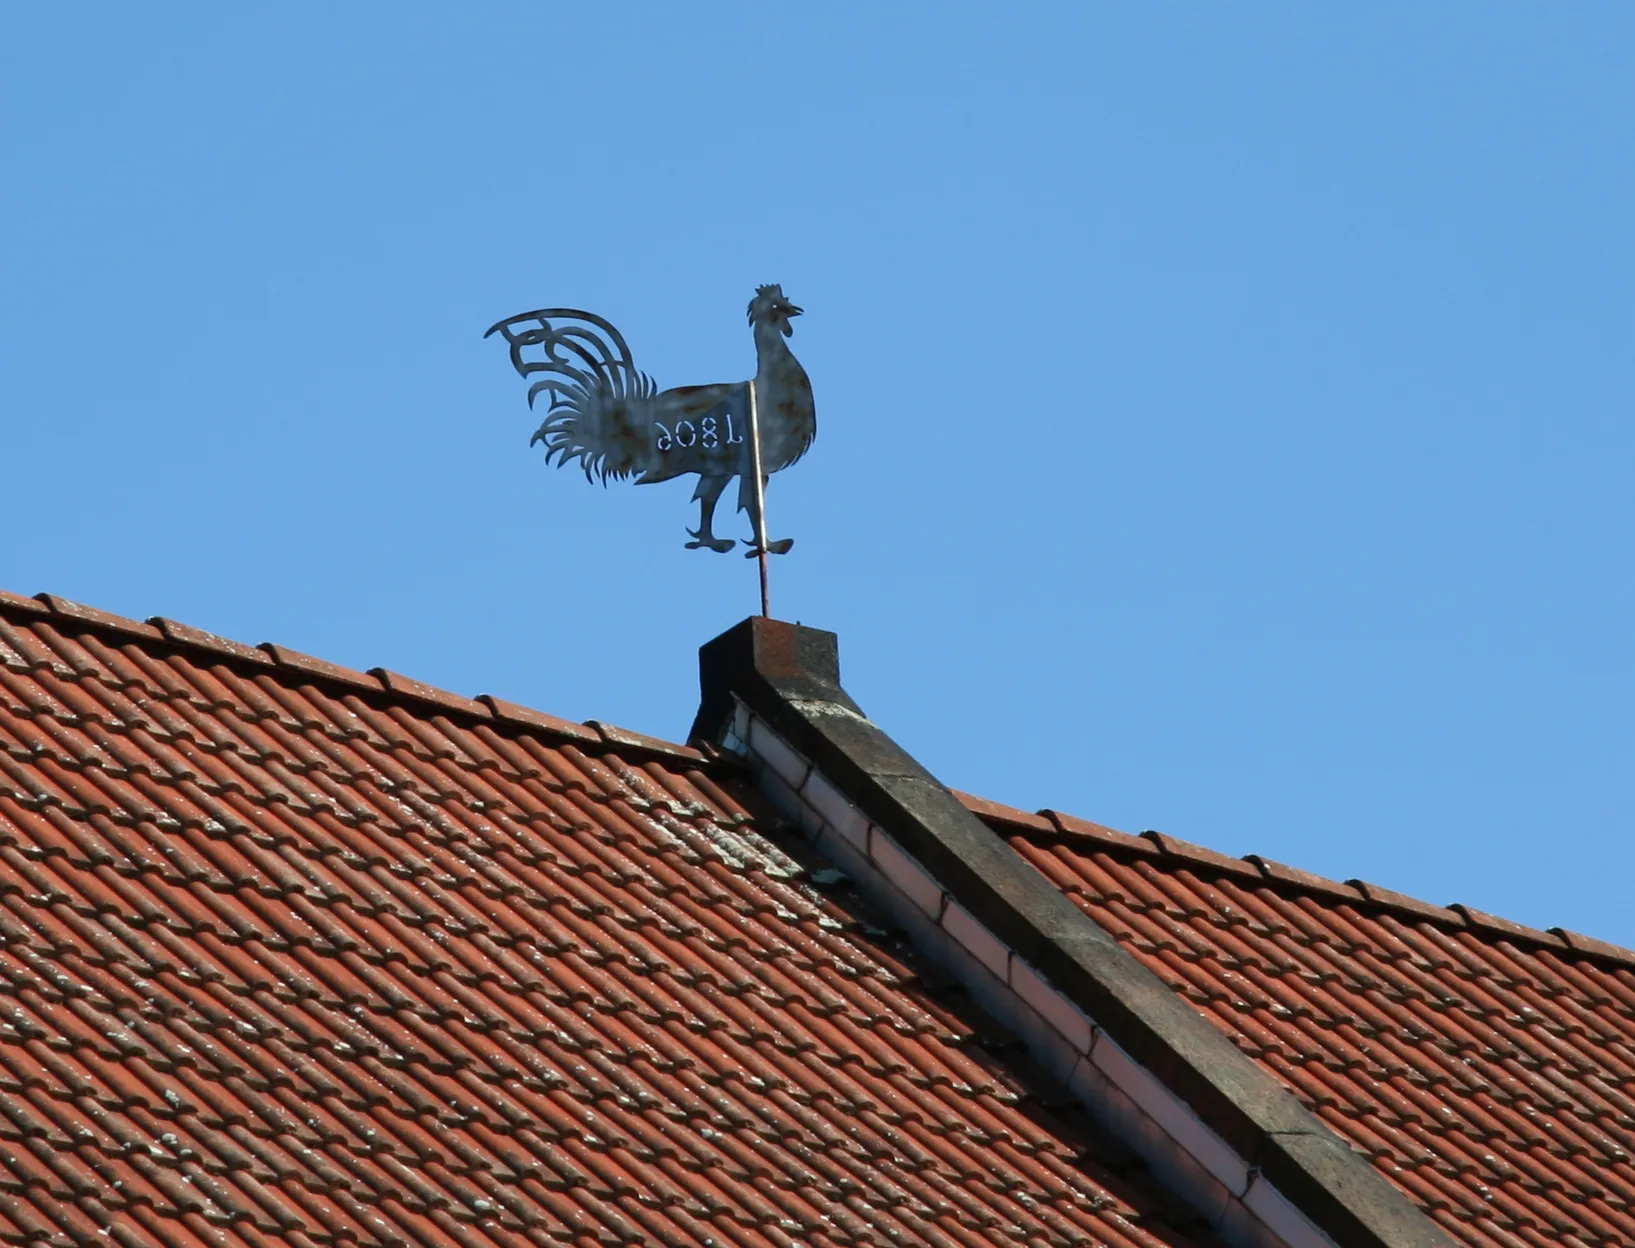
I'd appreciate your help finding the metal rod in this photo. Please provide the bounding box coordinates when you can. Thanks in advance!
[746,378,772,618]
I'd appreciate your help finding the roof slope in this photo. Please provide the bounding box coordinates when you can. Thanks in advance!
[962,800,1635,1248]
[0,590,1215,1248]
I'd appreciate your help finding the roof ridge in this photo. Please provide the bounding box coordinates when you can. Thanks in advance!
[0,586,715,769]
[711,617,1452,1248]
[19,582,1620,974]
[958,789,1635,974]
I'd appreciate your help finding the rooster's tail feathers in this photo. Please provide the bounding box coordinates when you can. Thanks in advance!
[486,308,659,482]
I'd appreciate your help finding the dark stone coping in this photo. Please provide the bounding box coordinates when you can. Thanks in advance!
[694,616,1453,1248]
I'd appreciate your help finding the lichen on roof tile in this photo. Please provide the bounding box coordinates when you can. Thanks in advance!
[0,590,1222,1248]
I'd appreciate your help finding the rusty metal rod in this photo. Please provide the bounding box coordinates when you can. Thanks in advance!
[746,378,771,618]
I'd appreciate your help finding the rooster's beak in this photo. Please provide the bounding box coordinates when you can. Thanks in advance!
[786,306,803,317]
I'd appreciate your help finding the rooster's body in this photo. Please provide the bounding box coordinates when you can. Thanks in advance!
[486,286,814,553]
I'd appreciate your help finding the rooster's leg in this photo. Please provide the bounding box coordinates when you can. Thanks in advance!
[685,475,736,553]
[741,475,794,557]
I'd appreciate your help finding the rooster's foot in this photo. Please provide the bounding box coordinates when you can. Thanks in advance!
[686,531,736,553]
[744,538,794,558]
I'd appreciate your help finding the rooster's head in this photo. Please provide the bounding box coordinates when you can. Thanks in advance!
[748,284,803,338]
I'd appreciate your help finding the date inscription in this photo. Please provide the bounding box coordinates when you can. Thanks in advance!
[655,412,745,454]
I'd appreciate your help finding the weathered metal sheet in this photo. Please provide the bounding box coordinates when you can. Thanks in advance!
[486,286,815,559]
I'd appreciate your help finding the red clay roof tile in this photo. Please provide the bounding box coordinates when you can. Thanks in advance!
[0,591,1221,1248]
[996,808,1635,1248]
[23,587,1635,1248]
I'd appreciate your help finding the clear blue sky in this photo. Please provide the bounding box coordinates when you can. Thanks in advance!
[3,8,1630,941]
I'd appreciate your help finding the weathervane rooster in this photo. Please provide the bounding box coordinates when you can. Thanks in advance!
[486,286,815,555]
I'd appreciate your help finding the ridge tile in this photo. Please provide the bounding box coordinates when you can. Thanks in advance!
[1040,809,1156,854]
[33,595,162,641]
[1139,831,1263,880]
[368,670,492,720]
[0,589,48,617]
[953,789,1055,835]
[1345,880,1466,928]
[1243,855,1365,903]
[1445,905,1568,951]
[475,696,600,744]
[584,719,708,764]
[148,618,274,667]
[257,644,383,692]
[1549,927,1635,967]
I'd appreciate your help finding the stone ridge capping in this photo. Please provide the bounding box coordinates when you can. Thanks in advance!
[696,616,1455,1248]
[961,791,1635,974]
[727,708,1325,1248]
[1,588,712,769]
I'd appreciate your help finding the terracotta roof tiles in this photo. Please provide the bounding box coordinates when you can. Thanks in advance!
[962,801,1635,1248]
[0,591,1217,1248]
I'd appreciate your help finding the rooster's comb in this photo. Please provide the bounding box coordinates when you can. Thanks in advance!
[748,283,790,325]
